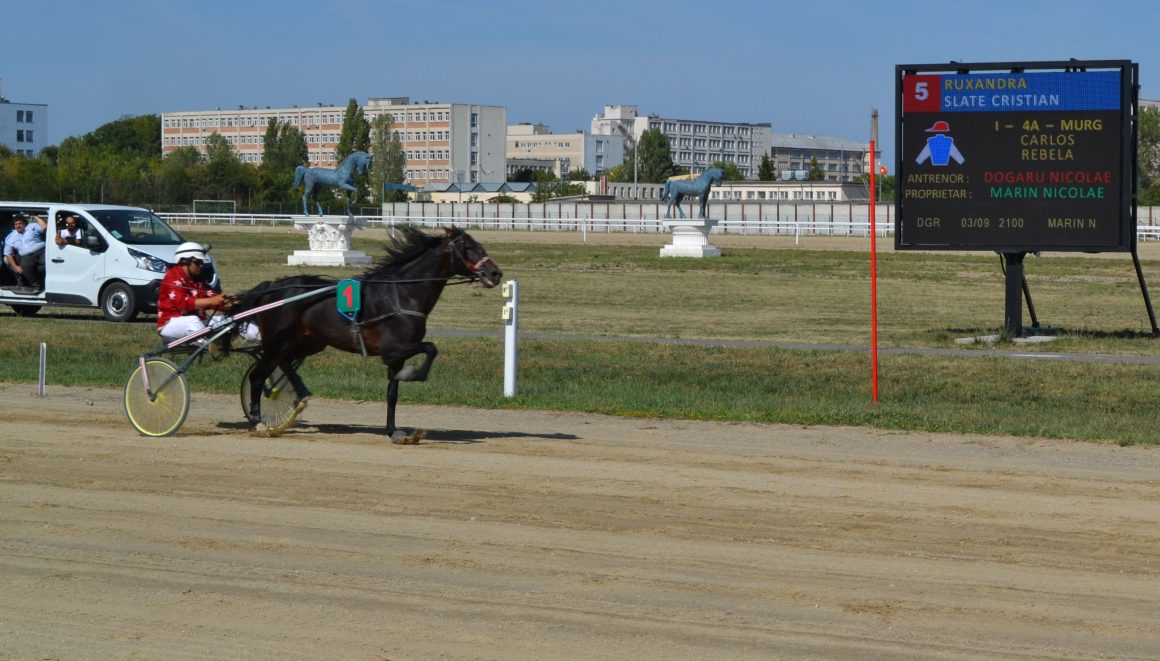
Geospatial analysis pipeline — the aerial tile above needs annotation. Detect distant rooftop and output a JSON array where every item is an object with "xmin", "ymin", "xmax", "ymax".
[{"xmin": 771, "ymin": 133, "xmax": 868, "ymax": 151}]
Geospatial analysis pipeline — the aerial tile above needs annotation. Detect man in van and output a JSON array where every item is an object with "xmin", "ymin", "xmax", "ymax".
[
  {"xmin": 3, "ymin": 214, "xmax": 27, "ymax": 285},
  {"xmin": 18, "ymin": 213, "xmax": 47, "ymax": 292},
  {"xmin": 55, "ymin": 214, "xmax": 85, "ymax": 247}
]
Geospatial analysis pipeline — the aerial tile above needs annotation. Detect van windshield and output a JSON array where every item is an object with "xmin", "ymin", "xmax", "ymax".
[{"xmin": 88, "ymin": 209, "xmax": 183, "ymax": 245}]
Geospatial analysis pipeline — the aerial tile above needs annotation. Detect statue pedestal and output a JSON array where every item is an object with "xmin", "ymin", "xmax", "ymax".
[
  {"xmin": 660, "ymin": 218, "xmax": 721, "ymax": 258},
  {"xmin": 287, "ymin": 216, "xmax": 372, "ymax": 266}
]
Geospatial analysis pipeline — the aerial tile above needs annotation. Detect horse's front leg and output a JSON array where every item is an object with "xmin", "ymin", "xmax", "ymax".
[
  {"xmin": 385, "ymin": 342, "xmax": 438, "ymax": 382},
  {"xmin": 675, "ymin": 194, "xmax": 687, "ymax": 219},
  {"xmin": 301, "ymin": 190, "xmax": 310, "ymax": 216},
  {"xmin": 385, "ymin": 377, "xmax": 400, "ymax": 437}
]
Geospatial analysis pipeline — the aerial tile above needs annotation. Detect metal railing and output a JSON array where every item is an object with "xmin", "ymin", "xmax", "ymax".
[{"xmin": 157, "ymin": 207, "xmax": 1160, "ymax": 242}]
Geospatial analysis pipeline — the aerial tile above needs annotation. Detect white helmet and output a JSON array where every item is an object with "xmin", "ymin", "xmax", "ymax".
[{"xmin": 174, "ymin": 241, "xmax": 208, "ymax": 262}]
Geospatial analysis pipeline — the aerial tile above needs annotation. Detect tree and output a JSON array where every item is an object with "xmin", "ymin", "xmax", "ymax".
[
  {"xmin": 529, "ymin": 171, "xmax": 585, "ymax": 202},
  {"xmin": 204, "ymin": 133, "xmax": 253, "ymax": 202},
  {"xmin": 153, "ymin": 146, "xmax": 205, "ymax": 207},
  {"xmin": 257, "ymin": 120, "xmax": 309, "ymax": 211},
  {"xmin": 1, "ymin": 153, "xmax": 57, "ymax": 200},
  {"xmin": 605, "ymin": 164, "xmax": 627, "ymax": 183},
  {"xmin": 85, "ymin": 115, "xmax": 161, "ymax": 160},
  {"xmin": 710, "ymin": 160, "xmax": 744, "ymax": 181},
  {"xmin": 369, "ymin": 113, "xmax": 407, "ymax": 203},
  {"xmin": 336, "ymin": 98, "xmax": 371, "ymax": 205},
  {"xmin": 336, "ymin": 98, "xmax": 370, "ymax": 161},
  {"xmin": 1138, "ymin": 106, "xmax": 1160, "ymax": 202},
  {"xmin": 757, "ymin": 154, "xmax": 777, "ymax": 181},
  {"xmin": 807, "ymin": 156, "xmax": 826, "ymax": 181},
  {"xmin": 568, "ymin": 168, "xmax": 591, "ymax": 181},
  {"xmin": 634, "ymin": 128, "xmax": 675, "ymax": 183},
  {"xmin": 509, "ymin": 167, "xmax": 538, "ymax": 183},
  {"xmin": 857, "ymin": 173, "xmax": 896, "ymax": 202}
]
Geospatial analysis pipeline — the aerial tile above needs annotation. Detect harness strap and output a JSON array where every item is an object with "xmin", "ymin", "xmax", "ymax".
[{"xmin": 346, "ymin": 281, "xmax": 426, "ymax": 357}]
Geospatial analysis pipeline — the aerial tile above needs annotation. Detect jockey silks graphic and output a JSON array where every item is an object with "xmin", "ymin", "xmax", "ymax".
[{"xmin": 915, "ymin": 120, "xmax": 965, "ymax": 166}]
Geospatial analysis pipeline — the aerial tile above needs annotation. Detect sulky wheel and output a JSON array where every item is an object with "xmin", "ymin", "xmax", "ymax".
[
  {"xmin": 124, "ymin": 358, "xmax": 190, "ymax": 437},
  {"xmin": 240, "ymin": 362, "xmax": 301, "ymax": 431}
]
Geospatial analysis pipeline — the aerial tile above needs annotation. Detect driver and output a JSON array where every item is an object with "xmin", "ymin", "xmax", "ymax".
[{"xmin": 157, "ymin": 242, "xmax": 230, "ymax": 342}]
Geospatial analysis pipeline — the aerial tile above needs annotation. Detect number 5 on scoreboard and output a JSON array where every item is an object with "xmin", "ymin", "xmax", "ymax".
[{"xmin": 903, "ymin": 74, "xmax": 940, "ymax": 112}]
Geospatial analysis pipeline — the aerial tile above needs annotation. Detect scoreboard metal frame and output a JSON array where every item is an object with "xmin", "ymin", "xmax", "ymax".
[{"xmin": 895, "ymin": 60, "xmax": 1138, "ymax": 252}]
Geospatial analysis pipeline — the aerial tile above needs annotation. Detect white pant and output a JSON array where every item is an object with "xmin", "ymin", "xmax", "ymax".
[
  {"xmin": 159, "ymin": 315, "xmax": 206, "ymax": 342},
  {"xmin": 160, "ymin": 315, "xmax": 261, "ymax": 342}
]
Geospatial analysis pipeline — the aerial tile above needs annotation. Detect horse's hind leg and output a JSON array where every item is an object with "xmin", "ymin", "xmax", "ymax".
[
  {"xmin": 280, "ymin": 358, "xmax": 312, "ymax": 403},
  {"xmin": 247, "ymin": 355, "xmax": 278, "ymax": 424}
]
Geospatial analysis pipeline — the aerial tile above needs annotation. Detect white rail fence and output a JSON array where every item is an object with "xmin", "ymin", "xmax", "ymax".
[{"xmin": 158, "ymin": 203, "xmax": 1160, "ymax": 242}]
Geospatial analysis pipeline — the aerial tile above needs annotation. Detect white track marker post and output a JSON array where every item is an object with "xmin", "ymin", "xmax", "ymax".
[
  {"xmin": 502, "ymin": 280, "xmax": 519, "ymax": 397},
  {"xmin": 37, "ymin": 342, "xmax": 46, "ymax": 396}
]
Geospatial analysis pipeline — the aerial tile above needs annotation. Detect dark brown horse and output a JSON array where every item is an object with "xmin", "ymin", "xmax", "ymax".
[{"xmin": 235, "ymin": 226, "xmax": 502, "ymax": 439}]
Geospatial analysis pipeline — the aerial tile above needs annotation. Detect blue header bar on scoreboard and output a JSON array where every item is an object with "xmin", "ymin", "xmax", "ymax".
[{"xmin": 905, "ymin": 70, "xmax": 1121, "ymax": 113}]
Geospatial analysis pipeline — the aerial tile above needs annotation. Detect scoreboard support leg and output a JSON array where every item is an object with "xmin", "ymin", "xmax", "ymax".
[
  {"xmin": 1002, "ymin": 252, "xmax": 1027, "ymax": 338},
  {"xmin": 1131, "ymin": 249, "xmax": 1159, "ymax": 336}
]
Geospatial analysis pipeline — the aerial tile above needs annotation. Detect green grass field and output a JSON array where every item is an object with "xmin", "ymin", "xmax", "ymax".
[{"xmin": 3, "ymin": 228, "xmax": 1160, "ymax": 444}]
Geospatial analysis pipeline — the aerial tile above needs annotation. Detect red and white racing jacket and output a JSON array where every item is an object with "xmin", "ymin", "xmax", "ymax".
[{"xmin": 156, "ymin": 265, "xmax": 220, "ymax": 330}]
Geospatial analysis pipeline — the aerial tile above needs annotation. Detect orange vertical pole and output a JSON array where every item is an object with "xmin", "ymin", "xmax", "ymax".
[{"xmin": 869, "ymin": 140, "xmax": 880, "ymax": 403}]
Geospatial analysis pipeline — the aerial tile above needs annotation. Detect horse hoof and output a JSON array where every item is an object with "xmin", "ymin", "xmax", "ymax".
[{"xmin": 390, "ymin": 429, "xmax": 425, "ymax": 445}]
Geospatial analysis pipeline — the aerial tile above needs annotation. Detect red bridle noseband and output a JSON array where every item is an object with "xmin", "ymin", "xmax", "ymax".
[{"xmin": 464, "ymin": 254, "xmax": 492, "ymax": 272}]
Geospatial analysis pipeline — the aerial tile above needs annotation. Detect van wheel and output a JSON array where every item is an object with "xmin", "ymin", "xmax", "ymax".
[
  {"xmin": 9, "ymin": 304, "xmax": 40, "ymax": 317},
  {"xmin": 101, "ymin": 282, "xmax": 138, "ymax": 322}
]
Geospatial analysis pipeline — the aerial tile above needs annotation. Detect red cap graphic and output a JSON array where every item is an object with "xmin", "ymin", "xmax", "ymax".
[{"xmin": 925, "ymin": 120, "xmax": 950, "ymax": 133}]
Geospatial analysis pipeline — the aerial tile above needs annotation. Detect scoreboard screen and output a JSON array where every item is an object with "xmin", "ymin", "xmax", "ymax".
[{"xmin": 895, "ymin": 61, "xmax": 1136, "ymax": 252}]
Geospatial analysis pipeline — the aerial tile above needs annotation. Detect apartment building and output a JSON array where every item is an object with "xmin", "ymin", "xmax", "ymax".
[
  {"xmin": 590, "ymin": 104, "xmax": 771, "ymax": 179},
  {"xmin": 768, "ymin": 133, "xmax": 878, "ymax": 182},
  {"xmin": 160, "ymin": 97, "xmax": 506, "ymax": 187},
  {"xmin": 505, "ymin": 123, "xmax": 623, "ymax": 179},
  {"xmin": 0, "ymin": 83, "xmax": 47, "ymax": 156}
]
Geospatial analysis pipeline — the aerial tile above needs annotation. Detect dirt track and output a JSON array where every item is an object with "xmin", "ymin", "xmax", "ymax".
[{"xmin": 1, "ymin": 383, "xmax": 1158, "ymax": 660}]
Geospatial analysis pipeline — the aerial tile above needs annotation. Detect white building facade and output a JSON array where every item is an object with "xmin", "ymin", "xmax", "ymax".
[
  {"xmin": 591, "ymin": 105, "xmax": 772, "ymax": 179},
  {"xmin": 505, "ymin": 123, "xmax": 623, "ymax": 179},
  {"xmin": 0, "ymin": 87, "xmax": 47, "ymax": 156},
  {"xmin": 161, "ymin": 97, "xmax": 506, "ymax": 187},
  {"xmin": 768, "ymin": 133, "xmax": 879, "ymax": 183}
]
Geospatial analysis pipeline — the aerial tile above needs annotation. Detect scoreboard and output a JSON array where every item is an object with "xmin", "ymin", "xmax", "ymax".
[{"xmin": 895, "ymin": 61, "xmax": 1137, "ymax": 252}]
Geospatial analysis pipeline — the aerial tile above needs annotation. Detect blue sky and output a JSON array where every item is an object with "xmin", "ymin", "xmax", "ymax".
[{"xmin": 8, "ymin": 0, "xmax": 1160, "ymax": 169}]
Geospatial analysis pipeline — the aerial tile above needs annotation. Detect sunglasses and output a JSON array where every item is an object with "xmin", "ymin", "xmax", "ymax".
[{"xmin": 190, "ymin": 258, "xmax": 204, "ymax": 266}]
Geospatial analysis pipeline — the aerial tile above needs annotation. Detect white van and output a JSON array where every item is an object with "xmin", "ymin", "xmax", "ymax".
[{"xmin": 0, "ymin": 203, "xmax": 219, "ymax": 321}]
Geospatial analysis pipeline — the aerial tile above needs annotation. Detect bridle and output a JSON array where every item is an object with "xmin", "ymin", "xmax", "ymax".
[{"xmin": 446, "ymin": 233, "xmax": 494, "ymax": 279}]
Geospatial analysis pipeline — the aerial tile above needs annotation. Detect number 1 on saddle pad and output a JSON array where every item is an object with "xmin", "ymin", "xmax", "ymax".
[{"xmin": 337, "ymin": 279, "xmax": 361, "ymax": 321}]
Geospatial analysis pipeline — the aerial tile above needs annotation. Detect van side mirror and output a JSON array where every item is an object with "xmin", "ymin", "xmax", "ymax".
[{"xmin": 85, "ymin": 233, "xmax": 106, "ymax": 252}]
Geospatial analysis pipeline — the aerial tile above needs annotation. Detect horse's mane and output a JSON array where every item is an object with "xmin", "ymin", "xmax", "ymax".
[
  {"xmin": 231, "ymin": 226, "xmax": 456, "ymax": 312},
  {"xmin": 362, "ymin": 226, "xmax": 453, "ymax": 277}
]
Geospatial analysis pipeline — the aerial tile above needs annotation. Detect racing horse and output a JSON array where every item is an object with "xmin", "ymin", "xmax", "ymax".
[
  {"xmin": 235, "ymin": 226, "xmax": 503, "ymax": 440},
  {"xmin": 293, "ymin": 150, "xmax": 372, "ymax": 216},
  {"xmin": 661, "ymin": 167, "xmax": 725, "ymax": 219}
]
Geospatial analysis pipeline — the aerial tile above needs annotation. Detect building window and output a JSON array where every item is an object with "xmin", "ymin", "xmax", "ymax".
[{"xmin": 471, "ymin": 113, "xmax": 479, "ymax": 128}]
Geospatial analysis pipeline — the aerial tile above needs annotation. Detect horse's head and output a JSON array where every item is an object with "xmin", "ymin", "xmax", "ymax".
[
  {"xmin": 353, "ymin": 151, "xmax": 372, "ymax": 175},
  {"xmin": 706, "ymin": 167, "xmax": 725, "ymax": 185},
  {"xmin": 444, "ymin": 227, "xmax": 502, "ymax": 288}
]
